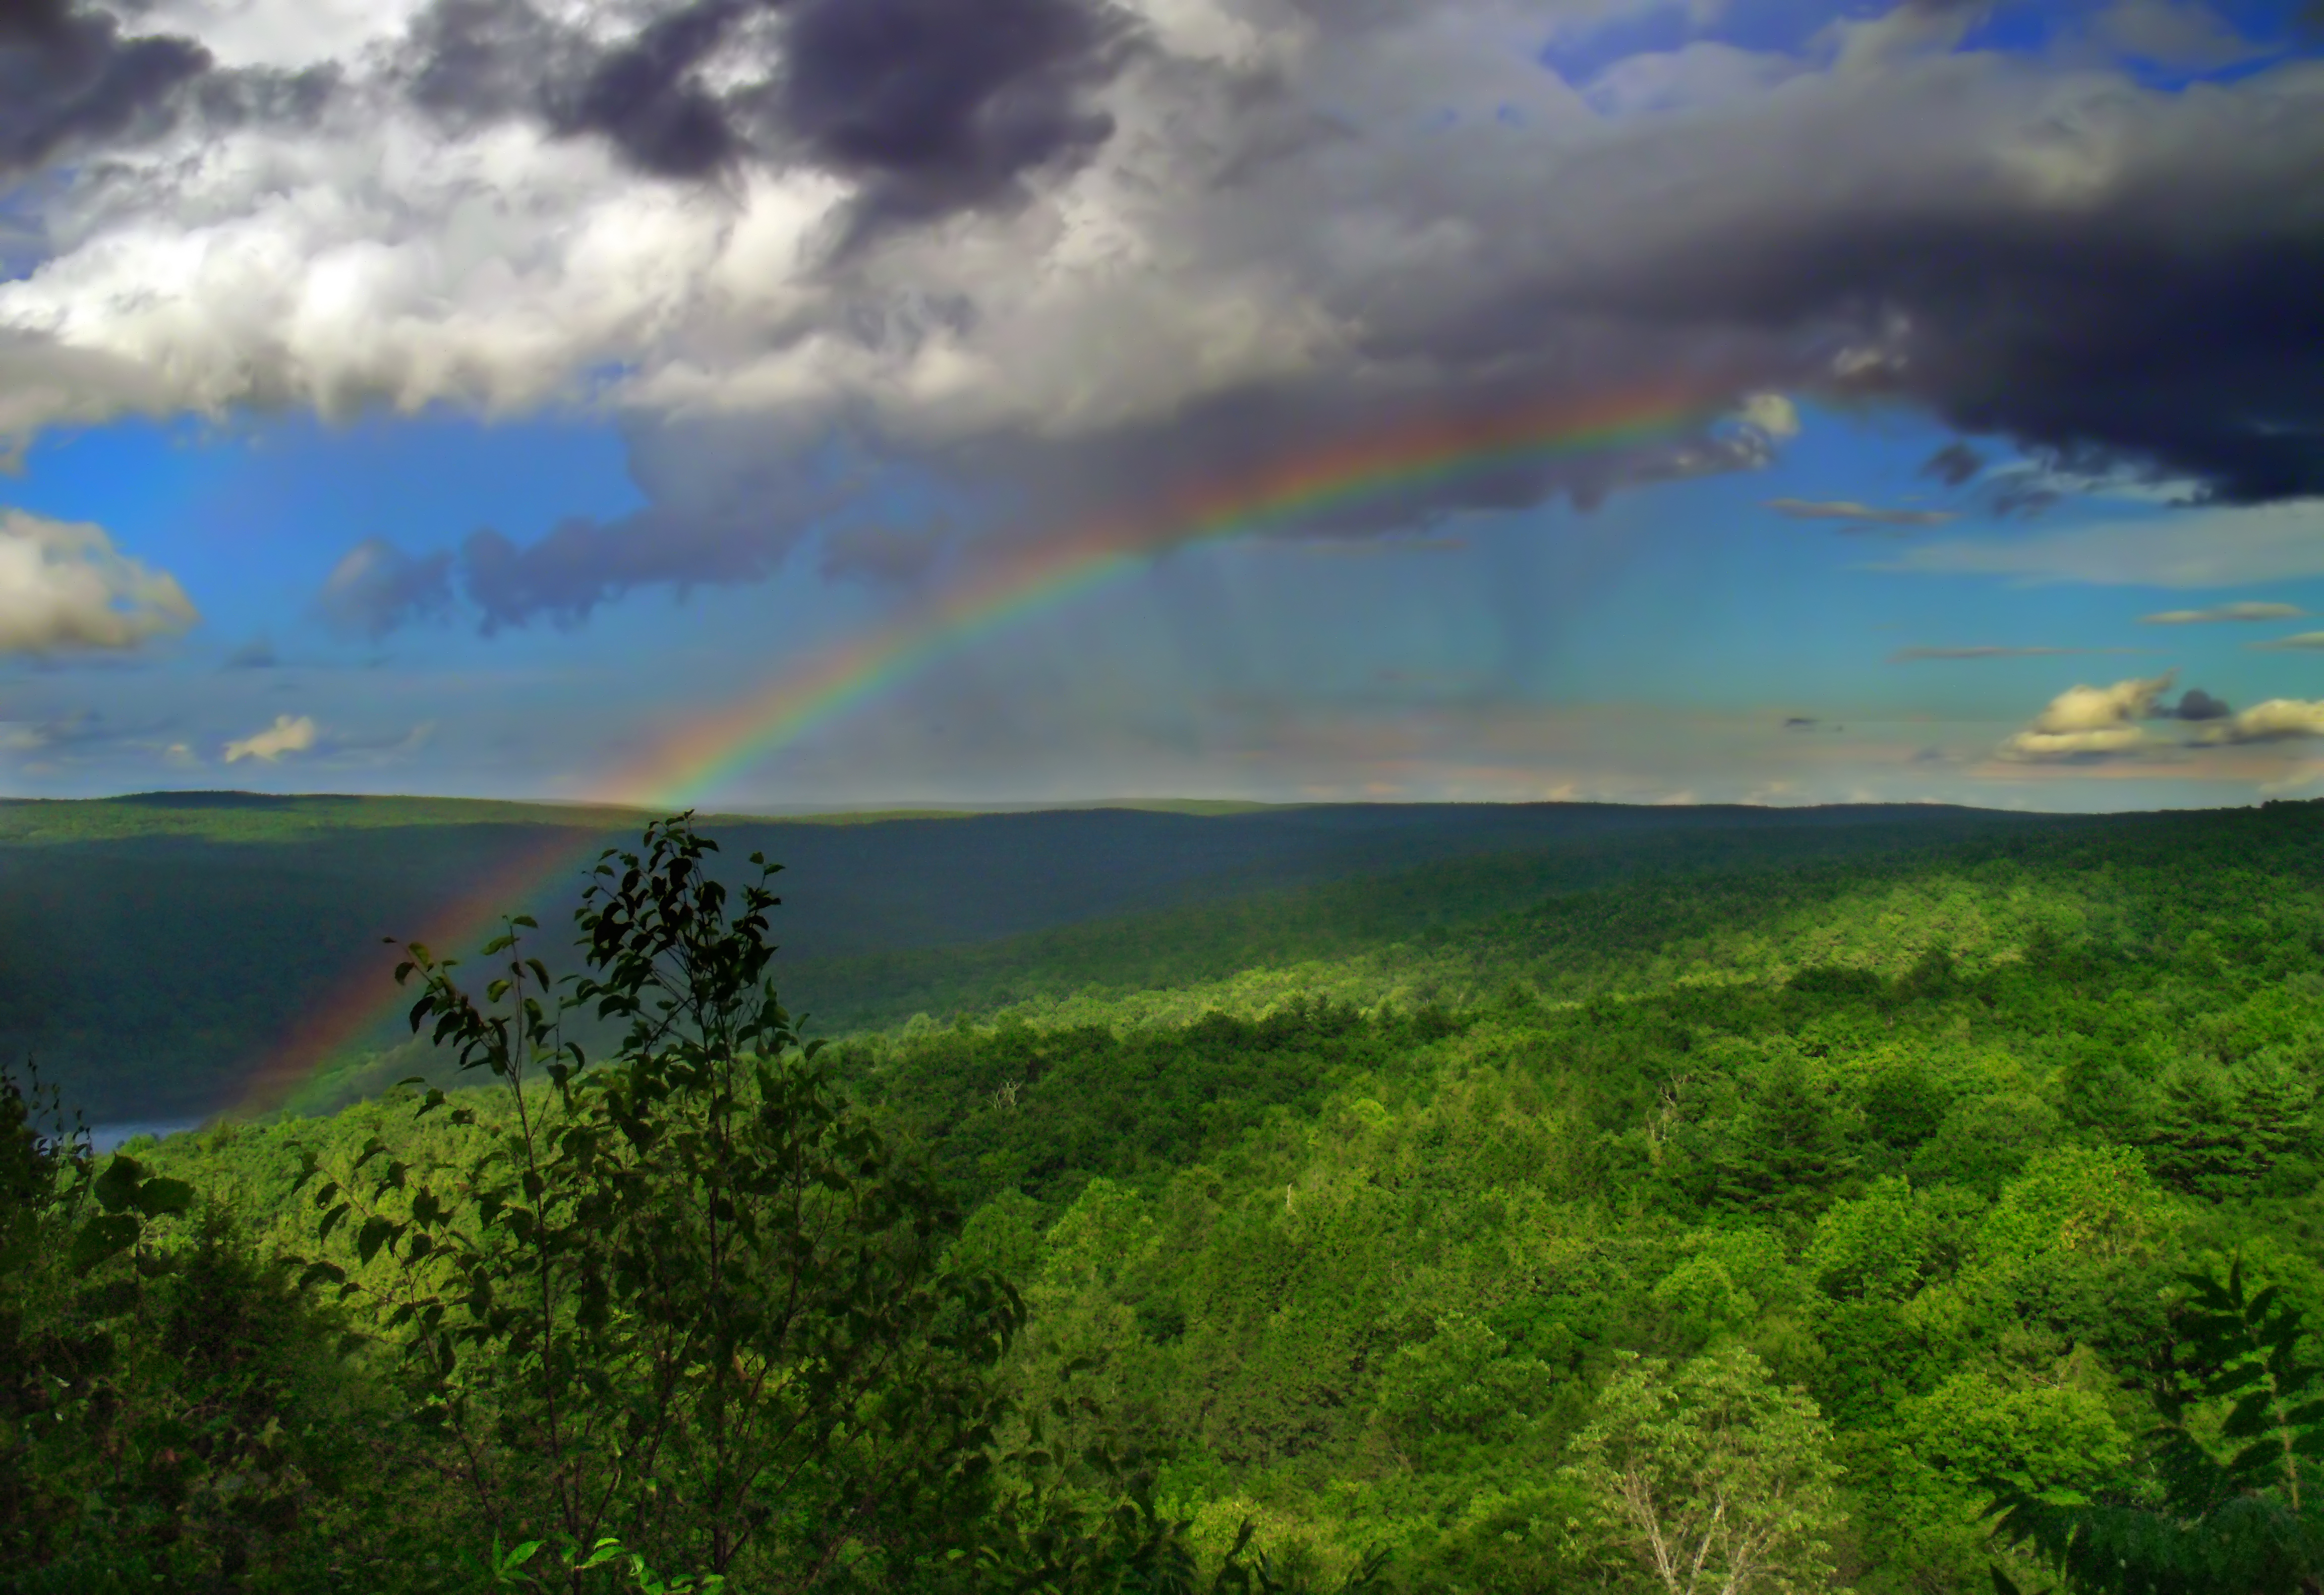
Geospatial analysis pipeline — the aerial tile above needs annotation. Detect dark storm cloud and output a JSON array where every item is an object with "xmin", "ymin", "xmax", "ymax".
[
  {"xmin": 817, "ymin": 520, "xmax": 950, "ymax": 585},
  {"xmin": 1621, "ymin": 156, "xmax": 2324, "ymax": 503},
  {"xmin": 316, "ymin": 539, "xmax": 456, "ymax": 640},
  {"xmin": 396, "ymin": 0, "xmax": 745, "ymax": 166},
  {"xmin": 0, "ymin": 0, "xmax": 211, "ymax": 177},
  {"xmin": 410, "ymin": 365, "xmax": 1793, "ymax": 633},
  {"xmin": 1987, "ymin": 479, "xmax": 2061, "ymax": 519},
  {"xmin": 0, "ymin": 0, "xmax": 69, "ymax": 43},
  {"xmin": 776, "ymin": 0, "xmax": 1131, "ymax": 221},
  {"xmin": 402, "ymin": 0, "xmax": 573, "ymax": 125},
  {"xmin": 191, "ymin": 61, "xmax": 343, "ymax": 132},
  {"xmin": 461, "ymin": 511, "xmax": 766, "ymax": 631},
  {"xmin": 1920, "ymin": 441, "xmax": 1984, "ymax": 487},
  {"xmin": 395, "ymin": 0, "xmax": 1131, "ymax": 206},
  {"xmin": 452, "ymin": 424, "xmax": 870, "ymax": 629},
  {"xmin": 2173, "ymin": 688, "xmax": 2233, "ymax": 722},
  {"xmin": 553, "ymin": 0, "xmax": 753, "ymax": 178},
  {"xmin": 1398, "ymin": 41, "xmax": 2324, "ymax": 508}
]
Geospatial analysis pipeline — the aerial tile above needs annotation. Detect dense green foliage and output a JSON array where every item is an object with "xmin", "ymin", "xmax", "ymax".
[{"xmin": 7, "ymin": 797, "xmax": 2324, "ymax": 1592}]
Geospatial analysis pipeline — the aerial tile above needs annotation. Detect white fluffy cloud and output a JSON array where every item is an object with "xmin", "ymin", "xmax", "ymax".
[
  {"xmin": 0, "ymin": 510, "xmax": 199, "ymax": 654},
  {"xmin": 1996, "ymin": 673, "xmax": 2174, "ymax": 762},
  {"xmin": 222, "ymin": 713, "xmax": 319, "ymax": 763},
  {"xmin": 1994, "ymin": 672, "xmax": 2324, "ymax": 761}
]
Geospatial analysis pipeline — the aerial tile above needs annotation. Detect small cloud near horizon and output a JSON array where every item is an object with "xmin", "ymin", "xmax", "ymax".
[
  {"xmin": 1996, "ymin": 673, "xmax": 2176, "ymax": 762},
  {"xmin": 2252, "ymin": 631, "xmax": 2324, "ymax": 652},
  {"xmin": 1769, "ymin": 498, "xmax": 1956, "ymax": 529},
  {"xmin": 2193, "ymin": 700, "xmax": 2324, "ymax": 745},
  {"xmin": 223, "ymin": 714, "xmax": 319, "ymax": 764},
  {"xmin": 2143, "ymin": 602, "xmax": 2307, "ymax": 624}
]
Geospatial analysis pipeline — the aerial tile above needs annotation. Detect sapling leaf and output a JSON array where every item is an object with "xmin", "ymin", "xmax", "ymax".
[
  {"xmin": 91, "ymin": 1154, "xmax": 144, "ymax": 1213},
  {"xmin": 357, "ymin": 1216, "xmax": 396, "ymax": 1265},
  {"xmin": 133, "ymin": 1176, "xmax": 194, "ymax": 1217}
]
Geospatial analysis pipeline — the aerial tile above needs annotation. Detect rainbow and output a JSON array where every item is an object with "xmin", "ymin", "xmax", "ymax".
[{"xmin": 237, "ymin": 385, "xmax": 1728, "ymax": 1115}]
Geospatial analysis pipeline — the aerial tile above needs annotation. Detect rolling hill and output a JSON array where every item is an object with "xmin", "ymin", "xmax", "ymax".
[{"xmin": 3, "ymin": 791, "xmax": 2073, "ymax": 1121}]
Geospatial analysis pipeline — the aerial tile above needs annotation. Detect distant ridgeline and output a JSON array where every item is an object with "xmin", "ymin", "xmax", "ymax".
[{"xmin": 0, "ymin": 789, "xmax": 2281, "ymax": 1123}]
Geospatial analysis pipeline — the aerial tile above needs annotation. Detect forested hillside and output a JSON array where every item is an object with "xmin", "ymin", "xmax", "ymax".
[
  {"xmin": 0, "ymin": 792, "xmax": 2056, "ymax": 1120},
  {"xmin": 7, "ymin": 798, "xmax": 2322, "ymax": 1592}
]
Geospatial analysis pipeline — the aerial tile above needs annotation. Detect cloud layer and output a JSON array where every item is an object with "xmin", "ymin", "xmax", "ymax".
[
  {"xmin": 2143, "ymin": 601, "xmax": 2307, "ymax": 623},
  {"xmin": 3, "ymin": 1, "xmax": 2322, "ymax": 629},
  {"xmin": 1891, "ymin": 645, "xmax": 2075, "ymax": 661},
  {"xmin": 1891, "ymin": 499, "xmax": 2324, "ymax": 587},
  {"xmin": 1771, "ymin": 497, "xmax": 1955, "ymax": 528}
]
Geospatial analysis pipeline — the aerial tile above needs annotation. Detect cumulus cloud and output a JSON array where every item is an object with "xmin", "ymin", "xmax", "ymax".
[
  {"xmin": 2251, "ymin": 630, "xmax": 2324, "ymax": 652},
  {"xmin": 0, "ymin": 0, "xmax": 211, "ymax": 179},
  {"xmin": 397, "ymin": 0, "xmax": 1132, "ymax": 218},
  {"xmin": 221, "ymin": 712, "xmax": 318, "ymax": 762},
  {"xmin": 1995, "ymin": 672, "xmax": 2175, "ymax": 762},
  {"xmin": 0, "ymin": 509, "xmax": 199, "ymax": 653},
  {"xmin": 2192, "ymin": 698, "xmax": 2324, "ymax": 744},
  {"xmin": 2144, "ymin": 601, "xmax": 2308, "ymax": 623},
  {"xmin": 1735, "ymin": 393, "xmax": 1800, "ymax": 441},
  {"xmin": 1, "ymin": 1, "xmax": 2323, "ymax": 626},
  {"xmin": 316, "ymin": 538, "xmax": 453, "ymax": 638}
]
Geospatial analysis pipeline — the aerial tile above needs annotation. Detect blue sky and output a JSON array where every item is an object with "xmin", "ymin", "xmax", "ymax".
[{"xmin": 1, "ymin": 0, "xmax": 2320, "ymax": 810}]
